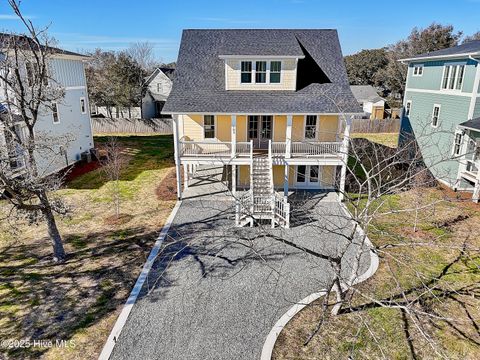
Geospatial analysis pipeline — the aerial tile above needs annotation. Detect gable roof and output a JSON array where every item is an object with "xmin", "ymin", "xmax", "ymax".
[
  {"xmin": 145, "ymin": 67, "xmax": 175, "ymax": 86},
  {"xmin": 163, "ymin": 29, "xmax": 361, "ymax": 114},
  {"xmin": 0, "ymin": 33, "xmax": 87, "ymax": 59},
  {"xmin": 400, "ymin": 40, "xmax": 480, "ymax": 62},
  {"xmin": 350, "ymin": 85, "xmax": 384, "ymax": 104},
  {"xmin": 459, "ymin": 117, "xmax": 480, "ymax": 131}
]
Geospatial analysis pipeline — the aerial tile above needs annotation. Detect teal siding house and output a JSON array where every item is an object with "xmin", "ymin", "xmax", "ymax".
[{"xmin": 400, "ymin": 40, "xmax": 480, "ymax": 201}]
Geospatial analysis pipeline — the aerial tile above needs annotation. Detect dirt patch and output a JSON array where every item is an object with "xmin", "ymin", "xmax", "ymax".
[
  {"xmin": 156, "ymin": 168, "xmax": 180, "ymax": 201},
  {"xmin": 103, "ymin": 213, "xmax": 134, "ymax": 226}
]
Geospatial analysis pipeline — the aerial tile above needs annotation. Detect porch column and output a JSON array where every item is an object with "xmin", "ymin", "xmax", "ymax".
[
  {"xmin": 183, "ymin": 164, "xmax": 189, "ymax": 190},
  {"xmin": 232, "ymin": 165, "xmax": 237, "ymax": 196},
  {"xmin": 231, "ymin": 115, "xmax": 237, "ymax": 158},
  {"xmin": 338, "ymin": 116, "xmax": 352, "ymax": 201},
  {"xmin": 172, "ymin": 115, "xmax": 183, "ymax": 200},
  {"xmin": 284, "ymin": 164, "xmax": 289, "ymax": 197},
  {"xmin": 285, "ymin": 115, "xmax": 292, "ymax": 158}
]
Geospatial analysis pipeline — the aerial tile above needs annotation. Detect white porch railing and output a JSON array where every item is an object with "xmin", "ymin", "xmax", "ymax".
[
  {"xmin": 180, "ymin": 140, "xmax": 232, "ymax": 157},
  {"xmin": 290, "ymin": 141, "xmax": 342, "ymax": 157},
  {"xmin": 273, "ymin": 192, "xmax": 290, "ymax": 228},
  {"xmin": 236, "ymin": 142, "xmax": 252, "ymax": 157},
  {"xmin": 272, "ymin": 142, "xmax": 287, "ymax": 157}
]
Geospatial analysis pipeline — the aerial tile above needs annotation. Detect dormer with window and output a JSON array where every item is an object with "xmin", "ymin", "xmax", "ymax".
[{"xmin": 221, "ymin": 56, "xmax": 303, "ymax": 91}]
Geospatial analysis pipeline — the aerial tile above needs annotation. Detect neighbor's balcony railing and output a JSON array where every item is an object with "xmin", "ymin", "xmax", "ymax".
[{"xmin": 179, "ymin": 139, "xmax": 342, "ymax": 159}]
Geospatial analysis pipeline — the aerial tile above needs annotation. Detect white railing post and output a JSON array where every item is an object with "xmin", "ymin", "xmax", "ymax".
[
  {"xmin": 235, "ymin": 199, "xmax": 240, "ymax": 226},
  {"xmin": 231, "ymin": 115, "xmax": 237, "ymax": 158},
  {"xmin": 286, "ymin": 115, "xmax": 292, "ymax": 158},
  {"xmin": 339, "ymin": 116, "xmax": 352, "ymax": 201},
  {"xmin": 172, "ymin": 115, "xmax": 182, "ymax": 199}
]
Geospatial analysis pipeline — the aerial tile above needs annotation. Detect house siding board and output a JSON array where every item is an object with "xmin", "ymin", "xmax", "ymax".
[
  {"xmin": 33, "ymin": 88, "xmax": 93, "ymax": 175},
  {"xmin": 50, "ymin": 58, "xmax": 86, "ymax": 87},
  {"xmin": 183, "ymin": 114, "xmax": 204, "ymax": 141},
  {"xmin": 403, "ymin": 90, "xmax": 470, "ymax": 184},
  {"xmin": 225, "ymin": 59, "xmax": 296, "ymax": 91},
  {"xmin": 407, "ymin": 59, "xmax": 477, "ymax": 93},
  {"xmin": 236, "ymin": 115, "xmax": 247, "ymax": 141},
  {"xmin": 274, "ymin": 115, "xmax": 287, "ymax": 141},
  {"xmin": 474, "ymin": 98, "xmax": 480, "ymax": 119},
  {"xmin": 319, "ymin": 115, "xmax": 339, "ymax": 141},
  {"xmin": 216, "ymin": 115, "xmax": 231, "ymax": 141}
]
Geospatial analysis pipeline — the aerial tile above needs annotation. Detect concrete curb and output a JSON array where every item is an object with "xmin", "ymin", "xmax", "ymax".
[
  {"xmin": 260, "ymin": 199, "xmax": 380, "ymax": 360},
  {"xmin": 98, "ymin": 200, "xmax": 182, "ymax": 360}
]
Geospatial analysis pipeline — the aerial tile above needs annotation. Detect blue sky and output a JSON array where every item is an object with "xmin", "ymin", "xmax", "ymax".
[{"xmin": 1, "ymin": 0, "xmax": 479, "ymax": 63}]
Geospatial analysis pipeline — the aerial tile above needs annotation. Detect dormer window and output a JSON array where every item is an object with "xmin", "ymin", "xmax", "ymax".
[
  {"xmin": 270, "ymin": 61, "xmax": 281, "ymax": 83},
  {"xmin": 241, "ymin": 61, "xmax": 252, "ymax": 83},
  {"xmin": 255, "ymin": 61, "xmax": 267, "ymax": 83}
]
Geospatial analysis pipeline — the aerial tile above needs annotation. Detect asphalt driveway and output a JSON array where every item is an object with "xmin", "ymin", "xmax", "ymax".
[{"xmin": 110, "ymin": 191, "xmax": 371, "ymax": 360}]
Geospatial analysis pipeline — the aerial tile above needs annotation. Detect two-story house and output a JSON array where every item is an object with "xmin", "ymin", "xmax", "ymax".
[
  {"xmin": 0, "ymin": 33, "xmax": 94, "ymax": 177},
  {"xmin": 163, "ymin": 29, "xmax": 361, "ymax": 227},
  {"xmin": 399, "ymin": 40, "xmax": 480, "ymax": 201},
  {"xmin": 142, "ymin": 67, "xmax": 174, "ymax": 119}
]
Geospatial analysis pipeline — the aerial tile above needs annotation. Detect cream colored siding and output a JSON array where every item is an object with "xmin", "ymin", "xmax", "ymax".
[
  {"xmin": 236, "ymin": 115, "xmax": 247, "ymax": 141},
  {"xmin": 239, "ymin": 165, "xmax": 250, "ymax": 186},
  {"xmin": 182, "ymin": 114, "xmax": 204, "ymax": 141},
  {"xmin": 273, "ymin": 115, "xmax": 287, "ymax": 141},
  {"xmin": 321, "ymin": 166, "xmax": 335, "ymax": 186},
  {"xmin": 216, "ymin": 115, "xmax": 231, "ymax": 141},
  {"xmin": 318, "ymin": 115, "xmax": 339, "ymax": 141},
  {"xmin": 225, "ymin": 59, "xmax": 297, "ymax": 91},
  {"xmin": 291, "ymin": 115, "xmax": 304, "ymax": 141}
]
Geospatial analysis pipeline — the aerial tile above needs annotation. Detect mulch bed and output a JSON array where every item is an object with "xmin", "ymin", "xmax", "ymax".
[
  {"xmin": 156, "ymin": 168, "xmax": 179, "ymax": 201},
  {"xmin": 63, "ymin": 160, "xmax": 102, "ymax": 182}
]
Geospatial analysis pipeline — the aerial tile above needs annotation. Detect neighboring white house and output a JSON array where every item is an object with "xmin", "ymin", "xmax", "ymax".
[
  {"xmin": 91, "ymin": 67, "xmax": 174, "ymax": 120},
  {"xmin": 0, "ymin": 33, "xmax": 94, "ymax": 177},
  {"xmin": 142, "ymin": 67, "xmax": 174, "ymax": 119},
  {"xmin": 350, "ymin": 85, "xmax": 386, "ymax": 119}
]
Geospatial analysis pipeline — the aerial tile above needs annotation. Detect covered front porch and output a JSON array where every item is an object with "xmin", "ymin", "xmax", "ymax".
[{"xmin": 457, "ymin": 117, "xmax": 480, "ymax": 201}]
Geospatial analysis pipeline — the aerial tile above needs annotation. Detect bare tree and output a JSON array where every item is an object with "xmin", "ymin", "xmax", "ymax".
[
  {"xmin": 100, "ymin": 136, "xmax": 126, "ymax": 219},
  {"xmin": 0, "ymin": 0, "xmax": 72, "ymax": 262}
]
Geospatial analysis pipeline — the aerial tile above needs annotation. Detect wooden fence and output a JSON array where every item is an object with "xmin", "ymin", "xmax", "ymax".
[
  {"xmin": 341, "ymin": 118, "xmax": 401, "ymax": 134},
  {"xmin": 91, "ymin": 117, "xmax": 172, "ymax": 135}
]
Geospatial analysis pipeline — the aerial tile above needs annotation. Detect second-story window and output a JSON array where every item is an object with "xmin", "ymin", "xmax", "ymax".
[
  {"xmin": 80, "ymin": 97, "xmax": 86, "ymax": 114},
  {"xmin": 305, "ymin": 115, "xmax": 317, "ymax": 139},
  {"xmin": 52, "ymin": 103, "xmax": 60, "ymax": 123},
  {"xmin": 442, "ymin": 64, "xmax": 465, "ymax": 90},
  {"xmin": 270, "ymin": 61, "xmax": 281, "ymax": 83},
  {"xmin": 204, "ymin": 115, "xmax": 215, "ymax": 139},
  {"xmin": 413, "ymin": 64, "xmax": 423, "ymax": 76},
  {"xmin": 431, "ymin": 104, "xmax": 441, "ymax": 128},
  {"xmin": 255, "ymin": 61, "xmax": 267, "ymax": 83},
  {"xmin": 241, "ymin": 61, "xmax": 252, "ymax": 83},
  {"xmin": 405, "ymin": 101, "xmax": 412, "ymax": 116}
]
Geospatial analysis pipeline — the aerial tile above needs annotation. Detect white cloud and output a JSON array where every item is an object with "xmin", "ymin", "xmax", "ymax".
[{"xmin": 0, "ymin": 14, "xmax": 36, "ymax": 20}]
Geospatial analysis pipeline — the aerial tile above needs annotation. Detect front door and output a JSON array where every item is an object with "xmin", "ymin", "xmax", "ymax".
[
  {"xmin": 248, "ymin": 115, "xmax": 272, "ymax": 149},
  {"xmin": 295, "ymin": 165, "xmax": 321, "ymax": 188}
]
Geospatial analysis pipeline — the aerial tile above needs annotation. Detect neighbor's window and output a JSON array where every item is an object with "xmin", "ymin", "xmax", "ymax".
[
  {"xmin": 255, "ymin": 61, "xmax": 267, "ymax": 83},
  {"xmin": 52, "ymin": 103, "xmax": 60, "ymax": 123},
  {"xmin": 241, "ymin": 61, "xmax": 252, "ymax": 83},
  {"xmin": 80, "ymin": 97, "xmax": 86, "ymax": 114},
  {"xmin": 405, "ymin": 101, "xmax": 412, "ymax": 116},
  {"xmin": 270, "ymin": 61, "xmax": 281, "ymax": 83},
  {"xmin": 453, "ymin": 131, "xmax": 463, "ymax": 156},
  {"xmin": 431, "ymin": 104, "xmax": 441, "ymax": 127},
  {"xmin": 305, "ymin": 115, "xmax": 317, "ymax": 139},
  {"xmin": 204, "ymin": 115, "xmax": 215, "ymax": 139},
  {"xmin": 442, "ymin": 64, "xmax": 465, "ymax": 90},
  {"xmin": 413, "ymin": 64, "xmax": 424, "ymax": 76}
]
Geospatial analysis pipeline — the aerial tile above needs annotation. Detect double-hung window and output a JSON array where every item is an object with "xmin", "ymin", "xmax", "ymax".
[
  {"xmin": 204, "ymin": 115, "xmax": 215, "ymax": 139},
  {"xmin": 52, "ymin": 103, "xmax": 60, "ymax": 124},
  {"xmin": 413, "ymin": 64, "xmax": 423, "ymax": 76},
  {"xmin": 452, "ymin": 131, "xmax": 463, "ymax": 157},
  {"xmin": 241, "ymin": 61, "xmax": 252, "ymax": 83},
  {"xmin": 431, "ymin": 104, "xmax": 441, "ymax": 128},
  {"xmin": 442, "ymin": 64, "xmax": 465, "ymax": 90},
  {"xmin": 270, "ymin": 61, "xmax": 281, "ymax": 83},
  {"xmin": 405, "ymin": 101, "xmax": 412, "ymax": 116},
  {"xmin": 255, "ymin": 61, "xmax": 267, "ymax": 83},
  {"xmin": 305, "ymin": 115, "xmax": 317, "ymax": 139},
  {"xmin": 80, "ymin": 97, "xmax": 87, "ymax": 114}
]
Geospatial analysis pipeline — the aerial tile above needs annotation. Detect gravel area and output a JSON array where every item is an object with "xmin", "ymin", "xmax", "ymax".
[{"xmin": 110, "ymin": 192, "xmax": 371, "ymax": 360}]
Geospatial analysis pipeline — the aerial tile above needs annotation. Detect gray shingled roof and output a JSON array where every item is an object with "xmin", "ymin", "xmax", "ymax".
[
  {"xmin": 350, "ymin": 85, "xmax": 384, "ymax": 104},
  {"xmin": 163, "ymin": 29, "xmax": 361, "ymax": 114},
  {"xmin": 459, "ymin": 117, "xmax": 480, "ymax": 131},
  {"xmin": 404, "ymin": 40, "xmax": 480, "ymax": 61}
]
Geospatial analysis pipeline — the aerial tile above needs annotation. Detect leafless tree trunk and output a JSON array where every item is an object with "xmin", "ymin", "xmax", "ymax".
[{"xmin": 101, "ymin": 136, "xmax": 125, "ymax": 219}]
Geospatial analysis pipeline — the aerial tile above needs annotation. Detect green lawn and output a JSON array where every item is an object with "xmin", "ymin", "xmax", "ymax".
[
  {"xmin": 351, "ymin": 132, "xmax": 399, "ymax": 148},
  {"xmin": 274, "ymin": 187, "xmax": 480, "ymax": 359},
  {"xmin": 0, "ymin": 135, "xmax": 175, "ymax": 360}
]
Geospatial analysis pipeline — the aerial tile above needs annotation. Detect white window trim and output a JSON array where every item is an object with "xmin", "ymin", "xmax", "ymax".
[
  {"xmin": 52, "ymin": 103, "xmax": 60, "ymax": 124},
  {"xmin": 452, "ymin": 129, "xmax": 464, "ymax": 157},
  {"xmin": 239, "ymin": 60, "xmax": 283, "ymax": 85},
  {"xmin": 203, "ymin": 114, "xmax": 217, "ymax": 140},
  {"xmin": 441, "ymin": 62, "xmax": 466, "ymax": 92},
  {"xmin": 412, "ymin": 64, "xmax": 424, "ymax": 77},
  {"xmin": 303, "ymin": 114, "xmax": 319, "ymax": 141},
  {"xmin": 431, "ymin": 104, "xmax": 441, "ymax": 128},
  {"xmin": 80, "ymin": 97, "xmax": 87, "ymax": 114},
  {"xmin": 405, "ymin": 100, "xmax": 412, "ymax": 117}
]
